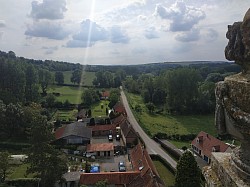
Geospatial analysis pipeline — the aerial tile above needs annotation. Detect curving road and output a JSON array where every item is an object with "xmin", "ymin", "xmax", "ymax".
[{"xmin": 120, "ymin": 88, "xmax": 177, "ymax": 169}]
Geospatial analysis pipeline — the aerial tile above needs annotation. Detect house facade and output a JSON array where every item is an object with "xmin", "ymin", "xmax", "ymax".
[
  {"xmin": 86, "ymin": 143, "xmax": 114, "ymax": 157},
  {"xmin": 191, "ymin": 131, "xmax": 232, "ymax": 163}
]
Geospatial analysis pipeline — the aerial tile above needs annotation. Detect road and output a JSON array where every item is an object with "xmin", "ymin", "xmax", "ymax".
[{"xmin": 120, "ymin": 88, "xmax": 177, "ymax": 169}]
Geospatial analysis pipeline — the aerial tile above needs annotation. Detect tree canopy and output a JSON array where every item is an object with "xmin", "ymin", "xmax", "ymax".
[{"xmin": 175, "ymin": 151, "xmax": 201, "ymax": 187}]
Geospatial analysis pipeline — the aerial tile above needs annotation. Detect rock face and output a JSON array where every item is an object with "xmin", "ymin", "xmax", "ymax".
[
  {"xmin": 225, "ymin": 8, "xmax": 250, "ymax": 73},
  {"xmin": 205, "ymin": 8, "xmax": 250, "ymax": 186}
]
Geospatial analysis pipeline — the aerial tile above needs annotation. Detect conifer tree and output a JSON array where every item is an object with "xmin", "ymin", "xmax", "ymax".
[{"xmin": 175, "ymin": 151, "xmax": 201, "ymax": 187}]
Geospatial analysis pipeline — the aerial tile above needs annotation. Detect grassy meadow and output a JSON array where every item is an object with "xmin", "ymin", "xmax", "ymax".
[
  {"xmin": 48, "ymin": 85, "xmax": 84, "ymax": 104},
  {"xmin": 126, "ymin": 92, "xmax": 216, "ymax": 147},
  {"xmin": 60, "ymin": 71, "xmax": 95, "ymax": 86}
]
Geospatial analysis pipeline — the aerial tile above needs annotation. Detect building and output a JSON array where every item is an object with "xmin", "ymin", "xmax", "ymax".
[
  {"xmin": 86, "ymin": 143, "xmax": 114, "ymax": 157},
  {"xmin": 120, "ymin": 120, "xmax": 138, "ymax": 148},
  {"xmin": 54, "ymin": 122, "xmax": 92, "ymax": 145},
  {"xmin": 79, "ymin": 143, "xmax": 164, "ymax": 187},
  {"xmin": 191, "ymin": 131, "xmax": 232, "ymax": 163},
  {"xmin": 113, "ymin": 102, "xmax": 127, "ymax": 116},
  {"xmin": 100, "ymin": 90, "xmax": 110, "ymax": 100},
  {"xmin": 88, "ymin": 124, "xmax": 117, "ymax": 136}
]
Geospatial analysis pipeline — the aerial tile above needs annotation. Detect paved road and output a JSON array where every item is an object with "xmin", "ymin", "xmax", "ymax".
[{"xmin": 120, "ymin": 88, "xmax": 177, "ymax": 169}]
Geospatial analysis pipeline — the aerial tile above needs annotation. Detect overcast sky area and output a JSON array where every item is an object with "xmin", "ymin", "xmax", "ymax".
[{"xmin": 0, "ymin": 0, "xmax": 249, "ymax": 65}]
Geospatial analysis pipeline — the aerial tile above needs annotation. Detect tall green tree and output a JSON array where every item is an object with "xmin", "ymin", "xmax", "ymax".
[
  {"xmin": 27, "ymin": 115, "xmax": 67, "ymax": 187},
  {"xmin": 175, "ymin": 151, "xmax": 201, "ymax": 187},
  {"xmin": 71, "ymin": 69, "xmax": 82, "ymax": 84},
  {"xmin": 0, "ymin": 151, "xmax": 10, "ymax": 182},
  {"xmin": 55, "ymin": 71, "xmax": 64, "ymax": 85},
  {"xmin": 165, "ymin": 68, "xmax": 202, "ymax": 114},
  {"xmin": 81, "ymin": 89, "xmax": 99, "ymax": 107},
  {"xmin": 39, "ymin": 69, "xmax": 52, "ymax": 95},
  {"xmin": 25, "ymin": 64, "xmax": 40, "ymax": 102}
]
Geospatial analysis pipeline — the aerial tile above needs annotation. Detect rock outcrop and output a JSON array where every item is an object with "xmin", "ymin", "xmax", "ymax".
[{"xmin": 204, "ymin": 8, "xmax": 250, "ymax": 187}]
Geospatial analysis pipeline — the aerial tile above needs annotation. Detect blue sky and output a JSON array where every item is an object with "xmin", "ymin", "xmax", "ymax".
[{"xmin": 0, "ymin": 0, "xmax": 249, "ymax": 65}]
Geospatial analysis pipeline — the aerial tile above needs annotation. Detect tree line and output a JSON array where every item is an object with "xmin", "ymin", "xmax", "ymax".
[{"xmin": 124, "ymin": 65, "xmax": 240, "ymax": 115}]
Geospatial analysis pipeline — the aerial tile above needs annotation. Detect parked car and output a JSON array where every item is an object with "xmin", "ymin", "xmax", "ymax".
[
  {"xmin": 85, "ymin": 152, "xmax": 97, "ymax": 158},
  {"xmin": 116, "ymin": 134, "xmax": 120, "ymax": 140},
  {"xmin": 118, "ymin": 161, "xmax": 126, "ymax": 172},
  {"xmin": 108, "ymin": 134, "xmax": 113, "ymax": 141}
]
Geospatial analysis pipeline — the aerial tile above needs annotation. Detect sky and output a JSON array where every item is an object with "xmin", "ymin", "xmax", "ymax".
[{"xmin": 0, "ymin": 0, "xmax": 249, "ymax": 65}]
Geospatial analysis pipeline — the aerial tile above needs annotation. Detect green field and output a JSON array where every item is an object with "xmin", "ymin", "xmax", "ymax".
[
  {"xmin": 57, "ymin": 71, "xmax": 95, "ymax": 86},
  {"xmin": 8, "ymin": 164, "xmax": 34, "ymax": 179},
  {"xmin": 126, "ymin": 92, "xmax": 216, "ymax": 137},
  {"xmin": 48, "ymin": 85, "xmax": 85, "ymax": 104},
  {"xmin": 153, "ymin": 160, "xmax": 175, "ymax": 187}
]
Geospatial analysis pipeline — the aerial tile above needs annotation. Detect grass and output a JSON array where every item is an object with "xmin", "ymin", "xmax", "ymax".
[
  {"xmin": 169, "ymin": 140, "xmax": 191, "ymax": 149},
  {"xmin": 8, "ymin": 164, "xmax": 34, "ymax": 179},
  {"xmin": 60, "ymin": 71, "xmax": 95, "ymax": 86},
  {"xmin": 126, "ymin": 92, "xmax": 216, "ymax": 137},
  {"xmin": 54, "ymin": 109, "xmax": 78, "ymax": 121},
  {"xmin": 91, "ymin": 100, "xmax": 110, "ymax": 118},
  {"xmin": 47, "ymin": 85, "xmax": 85, "ymax": 104},
  {"xmin": 153, "ymin": 160, "xmax": 175, "ymax": 187}
]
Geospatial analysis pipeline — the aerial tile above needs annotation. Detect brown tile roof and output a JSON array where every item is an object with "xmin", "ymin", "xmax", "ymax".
[
  {"xmin": 101, "ymin": 91, "xmax": 110, "ymax": 98},
  {"xmin": 79, "ymin": 171, "xmax": 140, "ymax": 185},
  {"xmin": 191, "ymin": 131, "xmax": 230, "ymax": 157},
  {"xmin": 111, "ymin": 114, "xmax": 126, "ymax": 125},
  {"xmin": 129, "ymin": 143, "xmax": 164, "ymax": 187},
  {"xmin": 113, "ymin": 102, "xmax": 126, "ymax": 114},
  {"xmin": 120, "ymin": 120, "xmax": 138, "ymax": 138},
  {"xmin": 87, "ymin": 143, "xmax": 114, "ymax": 152},
  {"xmin": 88, "ymin": 124, "xmax": 117, "ymax": 132}
]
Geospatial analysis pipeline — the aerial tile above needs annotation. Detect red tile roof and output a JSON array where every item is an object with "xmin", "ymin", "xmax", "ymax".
[
  {"xmin": 111, "ymin": 114, "xmax": 126, "ymax": 125},
  {"xmin": 101, "ymin": 91, "xmax": 110, "ymax": 98},
  {"xmin": 129, "ymin": 143, "xmax": 164, "ymax": 187},
  {"xmin": 79, "ymin": 171, "xmax": 140, "ymax": 185},
  {"xmin": 87, "ymin": 143, "xmax": 114, "ymax": 152},
  {"xmin": 88, "ymin": 124, "xmax": 117, "ymax": 132},
  {"xmin": 191, "ymin": 131, "xmax": 230, "ymax": 157},
  {"xmin": 113, "ymin": 102, "xmax": 126, "ymax": 114}
]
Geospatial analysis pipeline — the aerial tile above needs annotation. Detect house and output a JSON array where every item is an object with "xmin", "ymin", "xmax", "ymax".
[
  {"xmin": 86, "ymin": 143, "xmax": 114, "ymax": 157},
  {"xmin": 113, "ymin": 102, "xmax": 127, "ymax": 116},
  {"xmin": 120, "ymin": 120, "xmax": 138, "ymax": 147},
  {"xmin": 191, "ymin": 131, "xmax": 232, "ymax": 163},
  {"xmin": 79, "ymin": 143, "xmax": 164, "ymax": 187},
  {"xmin": 54, "ymin": 122, "xmax": 92, "ymax": 145},
  {"xmin": 88, "ymin": 124, "xmax": 117, "ymax": 136},
  {"xmin": 111, "ymin": 114, "xmax": 126, "ymax": 125},
  {"xmin": 55, "ymin": 172, "xmax": 81, "ymax": 187},
  {"xmin": 129, "ymin": 143, "xmax": 165, "ymax": 187},
  {"xmin": 100, "ymin": 90, "xmax": 110, "ymax": 100},
  {"xmin": 76, "ymin": 109, "xmax": 87, "ymax": 120},
  {"xmin": 79, "ymin": 172, "xmax": 141, "ymax": 186}
]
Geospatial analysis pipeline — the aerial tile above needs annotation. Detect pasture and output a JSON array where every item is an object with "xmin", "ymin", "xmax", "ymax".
[{"xmin": 126, "ymin": 92, "xmax": 216, "ymax": 138}]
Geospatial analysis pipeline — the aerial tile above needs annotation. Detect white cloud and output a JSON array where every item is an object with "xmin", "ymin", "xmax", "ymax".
[
  {"xmin": 25, "ymin": 21, "xmax": 70, "ymax": 40},
  {"xmin": 30, "ymin": 0, "xmax": 67, "ymax": 20},
  {"xmin": 110, "ymin": 26, "xmax": 130, "ymax": 44},
  {"xmin": 42, "ymin": 46, "xmax": 58, "ymax": 54},
  {"xmin": 144, "ymin": 26, "xmax": 159, "ymax": 39},
  {"xmin": 155, "ymin": 2, "xmax": 205, "ymax": 32},
  {"xmin": 175, "ymin": 28, "xmax": 200, "ymax": 42},
  {"xmin": 204, "ymin": 28, "xmax": 219, "ymax": 42},
  {"xmin": 66, "ymin": 19, "xmax": 108, "ymax": 48},
  {"xmin": 0, "ymin": 20, "xmax": 6, "ymax": 27}
]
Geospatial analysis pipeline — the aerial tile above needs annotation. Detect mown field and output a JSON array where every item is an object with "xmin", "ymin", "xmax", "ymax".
[
  {"xmin": 59, "ymin": 71, "xmax": 95, "ymax": 86},
  {"xmin": 47, "ymin": 85, "xmax": 85, "ymax": 104},
  {"xmin": 126, "ymin": 92, "xmax": 216, "ymax": 148}
]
